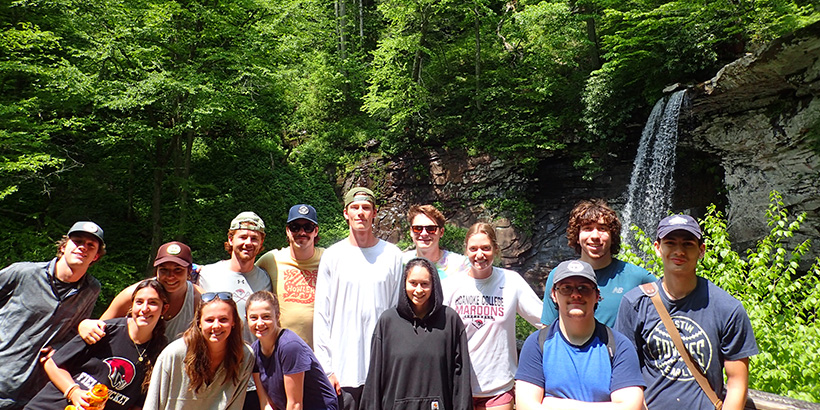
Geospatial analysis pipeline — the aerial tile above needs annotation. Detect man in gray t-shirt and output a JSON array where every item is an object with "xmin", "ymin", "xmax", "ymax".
[{"xmin": 197, "ymin": 211, "xmax": 272, "ymax": 343}]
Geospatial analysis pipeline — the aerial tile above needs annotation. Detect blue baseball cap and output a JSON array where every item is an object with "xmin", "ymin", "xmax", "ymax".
[
  {"xmin": 287, "ymin": 204, "xmax": 318, "ymax": 225},
  {"xmin": 657, "ymin": 214, "xmax": 702, "ymax": 240}
]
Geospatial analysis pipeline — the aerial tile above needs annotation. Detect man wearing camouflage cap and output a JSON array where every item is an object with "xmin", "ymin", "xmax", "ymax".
[
  {"xmin": 0, "ymin": 221, "xmax": 105, "ymax": 409},
  {"xmin": 197, "ymin": 211, "xmax": 272, "ymax": 342},
  {"xmin": 314, "ymin": 187, "xmax": 403, "ymax": 410}
]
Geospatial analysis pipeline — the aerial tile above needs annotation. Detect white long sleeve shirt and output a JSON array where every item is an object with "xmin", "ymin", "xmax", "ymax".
[{"xmin": 312, "ymin": 238, "xmax": 403, "ymax": 388}]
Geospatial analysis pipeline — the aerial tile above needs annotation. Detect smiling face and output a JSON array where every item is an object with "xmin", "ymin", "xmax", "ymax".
[
  {"xmin": 228, "ymin": 229, "xmax": 264, "ymax": 263},
  {"xmin": 654, "ymin": 231, "xmax": 705, "ymax": 277},
  {"xmin": 156, "ymin": 262, "xmax": 189, "ymax": 294},
  {"xmin": 246, "ymin": 300, "xmax": 278, "ymax": 341},
  {"xmin": 465, "ymin": 233, "xmax": 495, "ymax": 275},
  {"xmin": 577, "ymin": 219, "xmax": 612, "ymax": 262},
  {"xmin": 410, "ymin": 213, "xmax": 442, "ymax": 252},
  {"xmin": 344, "ymin": 201, "xmax": 376, "ymax": 233},
  {"xmin": 200, "ymin": 301, "xmax": 235, "ymax": 346},
  {"xmin": 61, "ymin": 233, "xmax": 101, "ymax": 270},
  {"xmin": 286, "ymin": 219, "xmax": 318, "ymax": 250},
  {"xmin": 551, "ymin": 277, "xmax": 599, "ymax": 320},
  {"xmin": 405, "ymin": 265, "xmax": 433, "ymax": 317},
  {"xmin": 131, "ymin": 286, "xmax": 167, "ymax": 329}
]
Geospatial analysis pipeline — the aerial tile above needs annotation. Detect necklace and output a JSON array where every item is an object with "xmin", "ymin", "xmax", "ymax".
[{"xmin": 132, "ymin": 338, "xmax": 147, "ymax": 363}]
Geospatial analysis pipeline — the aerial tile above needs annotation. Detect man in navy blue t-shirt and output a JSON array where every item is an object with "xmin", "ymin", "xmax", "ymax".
[
  {"xmin": 517, "ymin": 260, "xmax": 645, "ymax": 409},
  {"xmin": 615, "ymin": 215, "xmax": 758, "ymax": 410}
]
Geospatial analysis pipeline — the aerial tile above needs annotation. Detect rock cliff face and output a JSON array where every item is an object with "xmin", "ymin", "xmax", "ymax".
[
  {"xmin": 682, "ymin": 21, "xmax": 820, "ymax": 253},
  {"xmin": 343, "ymin": 21, "xmax": 820, "ymax": 292}
]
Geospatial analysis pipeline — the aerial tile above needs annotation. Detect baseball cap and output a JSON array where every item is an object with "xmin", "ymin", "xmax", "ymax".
[
  {"xmin": 230, "ymin": 211, "xmax": 266, "ymax": 233},
  {"xmin": 154, "ymin": 241, "xmax": 193, "ymax": 267},
  {"xmin": 343, "ymin": 187, "xmax": 376, "ymax": 208},
  {"xmin": 657, "ymin": 214, "xmax": 702, "ymax": 240},
  {"xmin": 552, "ymin": 260, "xmax": 597, "ymax": 286},
  {"xmin": 287, "ymin": 204, "xmax": 318, "ymax": 224},
  {"xmin": 67, "ymin": 221, "xmax": 105, "ymax": 247}
]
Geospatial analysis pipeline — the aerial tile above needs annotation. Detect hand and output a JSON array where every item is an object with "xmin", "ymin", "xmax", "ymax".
[
  {"xmin": 78, "ymin": 319, "xmax": 107, "ymax": 344},
  {"xmin": 66, "ymin": 387, "xmax": 91, "ymax": 409},
  {"xmin": 38, "ymin": 346, "xmax": 54, "ymax": 363},
  {"xmin": 327, "ymin": 373, "xmax": 341, "ymax": 395}
]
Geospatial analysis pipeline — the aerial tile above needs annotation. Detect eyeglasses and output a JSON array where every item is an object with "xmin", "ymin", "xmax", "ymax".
[
  {"xmin": 411, "ymin": 225, "xmax": 440, "ymax": 235},
  {"xmin": 287, "ymin": 222, "xmax": 316, "ymax": 233},
  {"xmin": 202, "ymin": 292, "xmax": 233, "ymax": 302},
  {"xmin": 554, "ymin": 284, "xmax": 596, "ymax": 297}
]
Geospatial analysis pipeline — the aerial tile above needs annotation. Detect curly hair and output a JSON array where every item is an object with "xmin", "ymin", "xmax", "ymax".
[
  {"xmin": 130, "ymin": 279, "xmax": 170, "ymax": 393},
  {"xmin": 182, "ymin": 297, "xmax": 245, "ymax": 393},
  {"xmin": 407, "ymin": 204, "xmax": 446, "ymax": 227},
  {"xmin": 246, "ymin": 290, "xmax": 282, "ymax": 329},
  {"xmin": 566, "ymin": 199, "xmax": 622, "ymax": 255}
]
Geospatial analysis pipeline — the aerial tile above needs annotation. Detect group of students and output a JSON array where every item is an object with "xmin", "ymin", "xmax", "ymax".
[{"xmin": 0, "ymin": 190, "xmax": 757, "ymax": 410}]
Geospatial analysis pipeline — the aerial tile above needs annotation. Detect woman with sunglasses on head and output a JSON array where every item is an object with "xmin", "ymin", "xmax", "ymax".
[
  {"xmin": 442, "ymin": 222, "xmax": 543, "ymax": 410},
  {"xmin": 78, "ymin": 241, "xmax": 200, "ymax": 343},
  {"xmin": 362, "ymin": 257, "xmax": 472, "ymax": 410},
  {"xmin": 25, "ymin": 279, "xmax": 170, "ymax": 410},
  {"xmin": 245, "ymin": 290, "xmax": 338, "ymax": 410},
  {"xmin": 145, "ymin": 292, "xmax": 254, "ymax": 410},
  {"xmin": 403, "ymin": 205, "xmax": 469, "ymax": 280}
]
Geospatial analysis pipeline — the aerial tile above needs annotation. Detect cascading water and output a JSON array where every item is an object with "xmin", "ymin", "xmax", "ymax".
[{"xmin": 621, "ymin": 89, "xmax": 686, "ymax": 252}]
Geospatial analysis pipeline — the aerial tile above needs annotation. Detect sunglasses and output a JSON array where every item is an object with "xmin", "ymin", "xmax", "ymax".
[
  {"xmin": 554, "ymin": 284, "xmax": 596, "ymax": 297},
  {"xmin": 411, "ymin": 225, "xmax": 440, "ymax": 235},
  {"xmin": 287, "ymin": 222, "xmax": 316, "ymax": 233},
  {"xmin": 202, "ymin": 292, "xmax": 233, "ymax": 302}
]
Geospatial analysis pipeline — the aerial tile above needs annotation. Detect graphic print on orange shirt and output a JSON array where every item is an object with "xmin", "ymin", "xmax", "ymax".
[{"xmin": 283, "ymin": 268, "xmax": 318, "ymax": 304}]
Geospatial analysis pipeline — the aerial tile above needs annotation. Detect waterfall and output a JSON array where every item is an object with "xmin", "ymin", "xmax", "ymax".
[{"xmin": 621, "ymin": 89, "xmax": 686, "ymax": 251}]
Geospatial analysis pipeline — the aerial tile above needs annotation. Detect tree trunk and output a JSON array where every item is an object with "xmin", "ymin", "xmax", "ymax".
[
  {"xmin": 148, "ymin": 139, "xmax": 166, "ymax": 273},
  {"xmin": 585, "ymin": 17, "xmax": 600, "ymax": 69},
  {"xmin": 336, "ymin": 0, "xmax": 347, "ymax": 58},
  {"xmin": 177, "ymin": 130, "xmax": 194, "ymax": 241},
  {"xmin": 411, "ymin": 5, "xmax": 430, "ymax": 84},
  {"xmin": 474, "ymin": 2, "xmax": 481, "ymax": 109}
]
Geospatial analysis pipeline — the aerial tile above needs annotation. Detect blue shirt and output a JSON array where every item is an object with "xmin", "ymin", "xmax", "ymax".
[
  {"xmin": 615, "ymin": 278, "xmax": 758, "ymax": 409},
  {"xmin": 516, "ymin": 321, "xmax": 645, "ymax": 402},
  {"xmin": 541, "ymin": 259, "xmax": 655, "ymax": 327}
]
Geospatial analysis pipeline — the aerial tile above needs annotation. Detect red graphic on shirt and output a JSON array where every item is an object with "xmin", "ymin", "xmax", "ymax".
[{"xmin": 283, "ymin": 268, "xmax": 318, "ymax": 304}]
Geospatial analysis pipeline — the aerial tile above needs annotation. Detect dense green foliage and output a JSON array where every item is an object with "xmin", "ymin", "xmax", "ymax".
[
  {"xmin": 619, "ymin": 192, "xmax": 820, "ymax": 401},
  {"xmin": 2, "ymin": 0, "xmax": 819, "ymax": 395}
]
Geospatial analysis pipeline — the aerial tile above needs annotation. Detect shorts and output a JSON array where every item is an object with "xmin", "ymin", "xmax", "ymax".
[{"xmin": 472, "ymin": 388, "xmax": 514, "ymax": 407}]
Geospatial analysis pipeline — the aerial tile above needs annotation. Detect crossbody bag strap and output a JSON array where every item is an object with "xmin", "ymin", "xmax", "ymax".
[{"xmin": 639, "ymin": 283, "xmax": 724, "ymax": 410}]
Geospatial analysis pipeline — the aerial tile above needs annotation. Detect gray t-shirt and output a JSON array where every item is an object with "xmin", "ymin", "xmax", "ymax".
[{"xmin": 198, "ymin": 260, "xmax": 272, "ymax": 343}]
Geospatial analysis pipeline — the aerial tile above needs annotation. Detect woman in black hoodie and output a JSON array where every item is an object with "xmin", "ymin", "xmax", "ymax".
[{"xmin": 362, "ymin": 257, "xmax": 473, "ymax": 410}]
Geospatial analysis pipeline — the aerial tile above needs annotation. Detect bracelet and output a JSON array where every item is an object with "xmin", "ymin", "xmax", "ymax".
[{"xmin": 64, "ymin": 384, "xmax": 80, "ymax": 400}]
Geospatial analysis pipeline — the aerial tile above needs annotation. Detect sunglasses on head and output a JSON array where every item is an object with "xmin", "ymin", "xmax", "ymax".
[
  {"xmin": 287, "ymin": 222, "xmax": 316, "ymax": 233},
  {"xmin": 554, "ymin": 284, "xmax": 596, "ymax": 297},
  {"xmin": 411, "ymin": 225, "xmax": 440, "ymax": 235},
  {"xmin": 202, "ymin": 292, "xmax": 233, "ymax": 302}
]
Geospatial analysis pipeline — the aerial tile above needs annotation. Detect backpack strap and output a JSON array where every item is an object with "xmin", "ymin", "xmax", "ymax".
[
  {"xmin": 538, "ymin": 327, "xmax": 548, "ymax": 350},
  {"xmin": 641, "ymin": 281, "xmax": 723, "ymax": 409},
  {"xmin": 604, "ymin": 325, "xmax": 616, "ymax": 363}
]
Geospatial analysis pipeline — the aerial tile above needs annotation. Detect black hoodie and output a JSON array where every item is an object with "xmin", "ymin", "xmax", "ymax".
[{"xmin": 362, "ymin": 261, "xmax": 473, "ymax": 410}]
